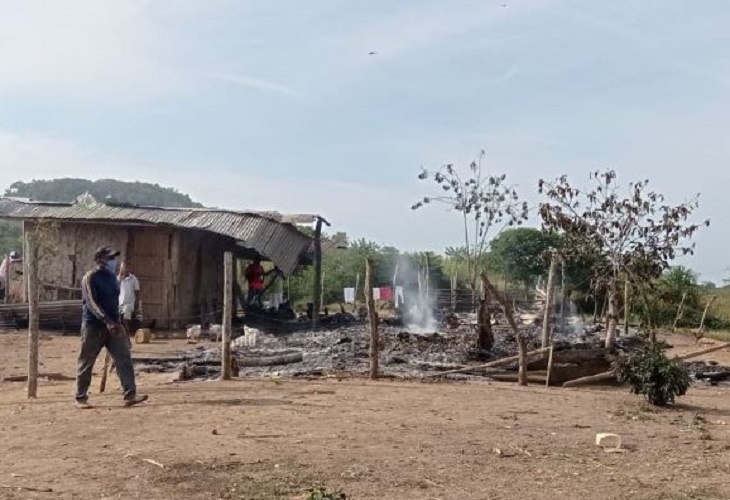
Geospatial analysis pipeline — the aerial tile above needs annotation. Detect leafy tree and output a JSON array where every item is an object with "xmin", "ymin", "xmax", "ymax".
[
  {"xmin": 0, "ymin": 221, "xmax": 22, "ymax": 257},
  {"xmin": 539, "ymin": 170, "xmax": 708, "ymax": 348},
  {"xmin": 488, "ymin": 228, "xmax": 558, "ymax": 287}
]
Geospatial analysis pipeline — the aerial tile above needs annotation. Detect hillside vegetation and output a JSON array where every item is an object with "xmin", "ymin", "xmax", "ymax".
[{"xmin": 0, "ymin": 178, "xmax": 203, "ymax": 256}]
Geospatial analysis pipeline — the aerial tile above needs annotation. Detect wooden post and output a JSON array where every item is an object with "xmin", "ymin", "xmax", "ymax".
[
  {"xmin": 25, "ymin": 230, "xmax": 39, "ymax": 399},
  {"xmin": 623, "ymin": 280, "xmax": 631, "ymax": 337},
  {"xmin": 221, "ymin": 251, "xmax": 233, "ymax": 380},
  {"xmin": 481, "ymin": 273, "xmax": 528, "ymax": 386},
  {"xmin": 99, "ymin": 352, "xmax": 111, "ymax": 393},
  {"xmin": 672, "ymin": 291, "xmax": 688, "ymax": 332},
  {"xmin": 320, "ymin": 270, "xmax": 326, "ymax": 313},
  {"xmin": 545, "ymin": 344, "xmax": 555, "ymax": 387},
  {"xmin": 312, "ymin": 218, "xmax": 323, "ymax": 329},
  {"xmin": 541, "ymin": 251, "xmax": 558, "ymax": 348},
  {"xmin": 559, "ymin": 259, "xmax": 566, "ymax": 320},
  {"xmin": 696, "ymin": 296, "xmax": 717, "ymax": 337},
  {"xmin": 365, "ymin": 257, "xmax": 379, "ymax": 380}
]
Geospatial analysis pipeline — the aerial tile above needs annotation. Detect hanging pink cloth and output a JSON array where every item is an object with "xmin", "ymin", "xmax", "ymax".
[{"xmin": 379, "ymin": 286, "xmax": 393, "ymax": 301}]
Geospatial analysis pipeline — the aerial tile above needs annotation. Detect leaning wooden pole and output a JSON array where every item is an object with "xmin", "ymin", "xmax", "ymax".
[
  {"xmin": 99, "ymin": 352, "xmax": 111, "ymax": 393},
  {"xmin": 311, "ymin": 218, "xmax": 323, "ymax": 329},
  {"xmin": 482, "ymin": 273, "xmax": 528, "ymax": 386},
  {"xmin": 672, "ymin": 291, "xmax": 688, "ymax": 332},
  {"xmin": 25, "ymin": 230, "xmax": 39, "ymax": 399},
  {"xmin": 696, "ymin": 296, "xmax": 717, "ymax": 336},
  {"xmin": 365, "ymin": 257, "xmax": 379, "ymax": 380},
  {"xmin": 221, "ymin": 251, "xmax": 233, "ymax": 380},
  {"xmin": 541, "ymin": 251, "xmax": 558, "ymax": 348}
]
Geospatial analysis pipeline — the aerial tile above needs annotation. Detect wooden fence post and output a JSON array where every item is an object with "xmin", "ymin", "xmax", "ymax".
[
  {"xmin": 221, "ymin": 251, "xmax": 233, "ymax": 380},
  {"xmin": 541, "ymin": 251, "xmax": 558, "ymax": 348},
  {"xmin": 672, "ymin": 291, "xmax": 688, "ymax": 332},
  {"xmin": 366, "ymin": 258, "xmax": 379, "ymax": 380},
  {"xmin": 26, "ymin": 230, "xmax": 39, "ymax": 399},
  {"xmin": 312, "ymin": 218, "xmax": 323, "ymax": 329}
]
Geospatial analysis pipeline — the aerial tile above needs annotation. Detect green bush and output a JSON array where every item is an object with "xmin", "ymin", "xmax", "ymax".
[{"xmin": 615, "ymin": 342, "xmax": 692, "ymax": 406}]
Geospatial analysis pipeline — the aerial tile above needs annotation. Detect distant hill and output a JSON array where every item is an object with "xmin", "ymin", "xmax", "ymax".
[
  {"xmin": 0, "ymin": 178, "xmax": 203, "ymax": 257},
  {"xmin": 5, "ymin": 178, "xmax": 203, "ymax": 208}
]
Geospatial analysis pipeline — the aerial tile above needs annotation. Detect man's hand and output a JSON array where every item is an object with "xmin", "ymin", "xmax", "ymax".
[{"xmin": 106, "ymin": 321, "xmax": 123, "ymax": 336}]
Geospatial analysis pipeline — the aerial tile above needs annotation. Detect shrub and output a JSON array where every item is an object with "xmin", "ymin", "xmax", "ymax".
[{"xmin": 615, "ymin": 342, "xmax": 692, "ymax": 406}]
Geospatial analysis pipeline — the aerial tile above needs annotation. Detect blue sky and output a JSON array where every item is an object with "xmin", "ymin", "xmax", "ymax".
[{"xmin": 1, "ymin": 0, "xmax": 729, "ymax": 280}]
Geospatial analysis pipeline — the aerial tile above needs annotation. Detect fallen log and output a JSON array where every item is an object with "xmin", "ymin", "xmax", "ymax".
[
  {"xmin": 2, "ymin": 373, "xmax": 74, "ymax": 383},
  {"xmin": 424, "ymin": 347, "xmax": 551, "ymax": 378},
  {"xmin": 673, "ymin": 342, "xmax": 730, "ymax": 361},
  {"xmin": 136, "ymin": 352, "xmax": 304, "ymax": 368}
]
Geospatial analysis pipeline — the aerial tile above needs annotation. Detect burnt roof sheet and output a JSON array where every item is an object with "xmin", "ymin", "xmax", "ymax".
[{"xmin": 0, "ymin": 197, "xmax": 319, "ymax": 275}]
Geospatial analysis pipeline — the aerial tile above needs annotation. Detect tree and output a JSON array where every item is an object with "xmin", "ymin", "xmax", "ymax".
[
  {"xmin": 413, "ymin": 150, "xmax": 528, "ymax": 350},
  {"xmin": 488, "ymin": 228, "xmax": 558, "ymax": 287},
  {"xmin": 539, "ymin": 170, "xmax": 709, "ymax": 348}
]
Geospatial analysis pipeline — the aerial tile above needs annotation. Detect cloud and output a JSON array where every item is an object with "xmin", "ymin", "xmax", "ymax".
[{"xmin": 205, "ymin": 72, "xmax": 297, "ymax": 97}]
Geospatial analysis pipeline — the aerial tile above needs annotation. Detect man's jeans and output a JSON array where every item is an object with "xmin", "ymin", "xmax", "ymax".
[{"xmin": 75, "ymin": 323, "xmax": 137, "ymax": 402}]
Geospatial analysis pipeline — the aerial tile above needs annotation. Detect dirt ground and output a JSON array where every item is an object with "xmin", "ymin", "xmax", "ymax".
[{"xmin": 1, "ymin": 331, "xmax": 730, "ymax": 500}]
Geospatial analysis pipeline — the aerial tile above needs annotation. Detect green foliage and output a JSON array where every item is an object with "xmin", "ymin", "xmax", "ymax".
[
  {"xmin": 306, "ymin": 486, "xmax": 346, "ymax": 500},
  {"xmin": 488, "ymin": 228, "xmax": 558, "ymax": 286},
  {"xmin": 615, "ymin": 342, "xmax": 692, "ymax": 406},
  {"xmin": 5, "ymin": 178, "xmax": 202, "ymax": 208}
]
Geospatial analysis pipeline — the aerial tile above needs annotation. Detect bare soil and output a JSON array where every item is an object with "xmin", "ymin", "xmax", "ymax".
[{"xmin": 1, "ymin": 331, "xmax": 730, "ymax": 500}]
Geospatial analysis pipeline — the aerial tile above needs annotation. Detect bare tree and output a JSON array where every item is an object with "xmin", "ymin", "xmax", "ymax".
[
  {"xmin": 538, "ymin": 170, "xmax": 708, "ymax": 349},
  {"xmin": 413, "ymin": 150, "xmax": 528, "ymax": 350}
]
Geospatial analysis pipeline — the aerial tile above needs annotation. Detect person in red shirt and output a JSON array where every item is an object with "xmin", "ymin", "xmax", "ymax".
[{"xmin": 244, "ymin": 257, "xmax": 266, "ymax": 307}]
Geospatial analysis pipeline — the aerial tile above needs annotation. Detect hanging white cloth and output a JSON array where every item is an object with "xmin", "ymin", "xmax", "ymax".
[
  {"xmin": 343, "ymin": 287, "xmax": 356, "ymax": 304},
  {"xmin": 394, "ymin": 286, "xmax": 405, "ymax": 308},
  {"xmin": 372, "ymin": 288, "xmax": 381, "ymax": 301}
]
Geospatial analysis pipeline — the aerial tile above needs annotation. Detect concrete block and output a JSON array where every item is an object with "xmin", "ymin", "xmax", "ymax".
[{"xmin": 595, "ymin": 433, "xmax": 621, "ymax": 449}]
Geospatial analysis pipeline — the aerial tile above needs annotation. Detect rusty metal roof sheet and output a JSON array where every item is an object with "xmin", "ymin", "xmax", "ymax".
[{"xmin": 0, "ymin": 197, "xmax": 320, "ymax": 275}]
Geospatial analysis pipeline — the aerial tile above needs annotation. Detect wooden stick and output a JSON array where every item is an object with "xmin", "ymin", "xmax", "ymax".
[
  {"xmin": 545, "ymin": 345, "xmax": 555, "ymax": 387},
  {"xmin": 672, "ymin": 291, "xmax": 687, "ymax": 332},
  {"xmin": 221, "ymin": 251, "xmax": 233, "ymax": 380},
  {"xmin": 0, "ymin": 484, "xmax": 53, "ymax": 493},
  {"xmin": 562, "ymin": 371, "xmax": 615, "ymax": 388},
  {"xmin": 673, "ymin": 341, "xmax": 730, "ymax": 361},
  {"xmin": 481, "ymin": 273, "xmax": 529, "ymax": 386},
  {"xmin": 311, "ymin": 218, "xmax": 323, "ymax": 328},
  {"xmin": 366, "ymin": 257, "xmax": 379, "ymax": 380},
  {"xmin": 696, "ymin": 295, "xmax": 717, "ymax": 335},
  {"xmin": 99, "ymin": 351, "xmax": 111, "ymax": 393},
  {"xmin": 25, "ymin": 228, "xmax": 39, "ymax": 399},
  {"xmin": 541, "ymin": 252, "xmax": 557, "ymax": 348},
  {"xmin": 424, "ymin": 347, "xmax": 551, "ymax": 378}
]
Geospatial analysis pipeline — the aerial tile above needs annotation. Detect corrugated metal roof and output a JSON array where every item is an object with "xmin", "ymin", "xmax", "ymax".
[{"xmin": 0, "ymin": 197, "xmax": 320, "ymax": 275}]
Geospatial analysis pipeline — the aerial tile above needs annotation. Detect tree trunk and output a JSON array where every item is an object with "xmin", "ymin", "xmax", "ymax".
[
  {"xmin": 542, "ymin": 252, "xmax": 558, "ymax": 348},
  {"xmin": 221, "ymin": 252, "xmax": 233, "ymax": 380},
  {"xmin": 604, "ymin": 281, "xmax": 618, "ymax": 350},
  {"xmin": 476, "ymin": 286, "xmax": 493, "ymax": 351},
  {"xmin": 481, "ymin": 273, "xmax": 528, "ymax": 386},
  {"xmin": 26, "ymin": 234, "xmax": 39, "ymax": 399},
  {"xmin": 365, "ymin": 258, "xmax": 379, "ymax": 380},
  {"xmin": 311, "ymin": 218, "xmax": 323, "ymax": 329},
  {"xmin": 623, "ymin": 280, "xmax": 631, "ymax": 337},
  {"xmin": 696, "ymin": 296, "xmax": 717, "ymax": 336}
]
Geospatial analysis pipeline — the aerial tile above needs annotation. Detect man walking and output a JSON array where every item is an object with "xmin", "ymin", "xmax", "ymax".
[
  {"xmin": 75, "ymin": 246, "xmax": 147, "ymax": 408},
  {"xmin": 118, "ymin": 261, "xmax": 140, "ymax": 336}
]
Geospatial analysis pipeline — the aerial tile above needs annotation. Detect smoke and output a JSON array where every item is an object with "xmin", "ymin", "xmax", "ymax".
[{"xmin": 395, "ymin": 255, "xmax": 439, "ymax": 334}]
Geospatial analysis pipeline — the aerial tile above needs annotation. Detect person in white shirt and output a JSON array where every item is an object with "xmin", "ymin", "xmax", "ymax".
[{"xmin": 118, "ymin": 262, "xmax": 140, "ymax": 336}]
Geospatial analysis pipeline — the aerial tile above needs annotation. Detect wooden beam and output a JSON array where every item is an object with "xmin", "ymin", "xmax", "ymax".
[
  {"xmin": 312, "ymin": 218, "xmax": 323, "ymax": 329},
  {"xmin": 424, "ymin": 347, "xmax": 551, "ymax": 378},
  {"xmin": 221, "ymin": 251, "xmax": 233, "ymax": 380}
]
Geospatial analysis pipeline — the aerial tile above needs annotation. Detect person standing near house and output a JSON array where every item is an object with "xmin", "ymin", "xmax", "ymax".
[
  {"xmin": 244, "ymin": 257, "xmax": 266, "ymax": 306},
  {"xmin": 118, "ymin": 261, "xmax": 140, "ymax": 337},
  {"xmin": 75, "ymin": 246, "xmax": 147, "ymax": 409},
  {"xmin": 0, "ymin": 251, "xmax": 21, "ymax": 301},
  {"xmin": 269, "ymin": 266, "xmax": 285, "ymax": 310}
]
